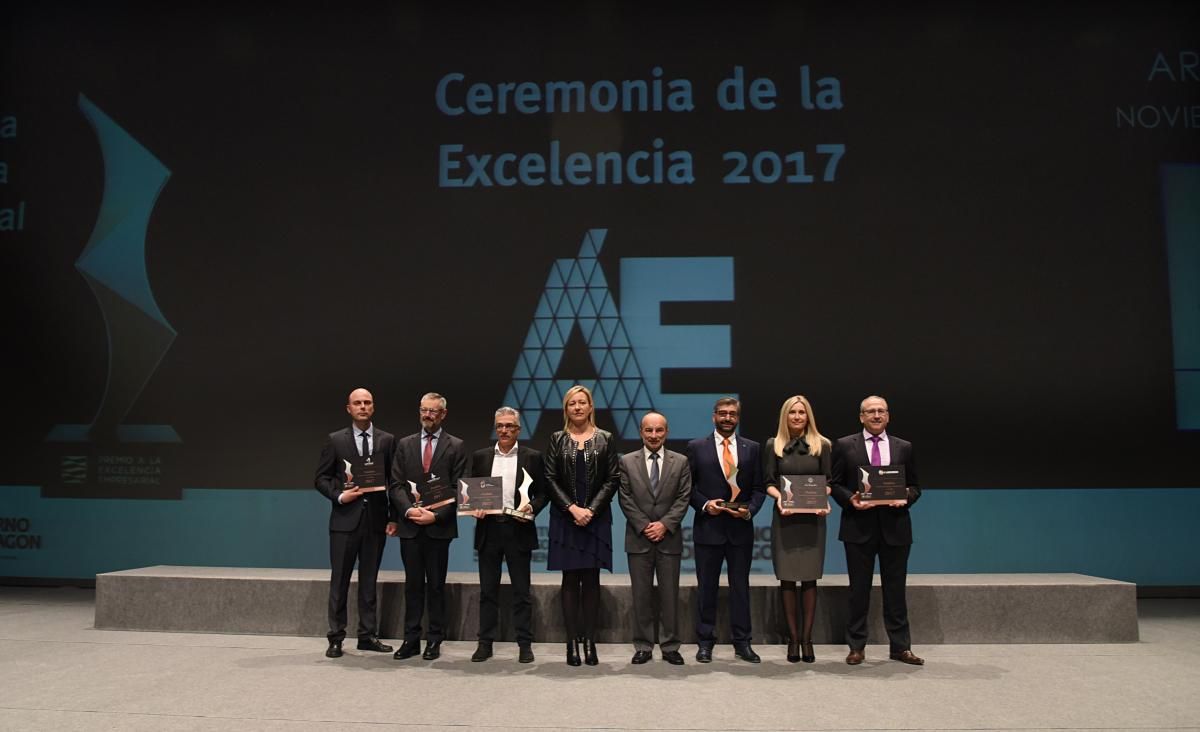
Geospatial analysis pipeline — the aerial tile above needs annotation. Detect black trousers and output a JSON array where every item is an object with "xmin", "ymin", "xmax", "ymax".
[
  {"xmin": 327, "ymin": 519, "xmax": 385, "ymax": 643},
  {"xmin": 843, "ymin": 536, "xmax": 912, "ymax": 653},
  {"xmin": 694, "ymin": 542, "xmax": 753, "ymax": 646},
  {"xmin": 476, "ymin": 520, "xmax": 534, "ymax": 645},
  {"xmin": 399, "ymin": 533, "xmax": 451, "ymax": 643}
]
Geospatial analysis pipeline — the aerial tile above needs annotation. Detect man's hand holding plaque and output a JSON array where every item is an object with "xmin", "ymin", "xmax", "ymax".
[
  {"xmin": 856, "ymin": 465, "xmax": 908, "ymax": 508},
  {"xmin": 717, "ymin": 479, "xmax": 751, "ymax": 520},
  {"xmin": 405, "ymin": 476, "xmax": 456, "ymax": 525}
]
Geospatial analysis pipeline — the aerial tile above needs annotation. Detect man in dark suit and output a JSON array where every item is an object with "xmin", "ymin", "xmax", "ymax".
[
  {"xmin": 388, "ymin": 392, "xmax": 467, "ymax": 661},
  {"xmin": 830, "ymin": 395, "xmax": 924, "ymax": 666},
  {"xmin": 313, "ymin": 387, "xmax": 396, "ymax": 658},
  {"xmin": 618, "ymin": 411, "xmax": 692, "ymax": 665},
  {"xmin": 686, "ymin": 397, "xmax": 766, "ymax": 663},
  {"xmin": 466, "ymin": 406, "xmax": 547, "ymax": 664}
]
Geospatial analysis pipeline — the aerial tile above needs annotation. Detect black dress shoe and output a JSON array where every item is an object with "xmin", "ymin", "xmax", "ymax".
[
  {"xmin": 734, "ymin": 644, "xmax": 761, "ymax": 663},
  {"xmin": 695, "ymin": 646, "xmax": 713, "ymax": 663},
  {"xmin": 801, "ymin": 640, "xmax": 815, "ymax": 663},
  {"xmin": 787, "ymin": 639, "xmax": 801, "ymax": 663},
  {"xmin": 471, "ymin": 642, "xmax": 493, "ymax": 662},
  {"xmin": 583, "ymin": 637, "xmax": 599, "ymax": 666},
  {"xmin": 393, "ymin": 640, "xmax": 419, "ymax": 660},
  {"xmin": 422, "ymin": 641, "xmax": 441, "ymax": 660},
  {"xmin": 566, "ymin": 638, "xmax": 581, "ymax": 666},
  {"xmin": 889, "ymin": 649, "xmax": 925, "ymax": 665},
  {"xmin": 356, "ymin": 636, "xmax": 393, "ymax": 653},
  {"xmin": 325, "ymin": 641, "xmax": 343, "ymax": 658},
  {"xmin": 631, "ymin": 650, "xmax": 653, "ymax": 664},
  {"xmin": 662, "ymin": 650, "xmax": 685, "ymax": 665},
  {"xmin": 518, "ymin": 645, "xmax": 535, "ymax": 664}
]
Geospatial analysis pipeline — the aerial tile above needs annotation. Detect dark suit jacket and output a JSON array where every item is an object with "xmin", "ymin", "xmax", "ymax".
[
  {"xmin": 468, "ymin": 445, "xmax": 547, "ymax": 552},
  {"xmin": 686, "ymin": 434, "xmax": 765, "ymax": 546},
  {"xmin": 388, "ymin": 430, "xmax": 467, "ymax": 540},
  {"xmin": 829, "ymin": 432, "xmax": 922, "ymax": 546},
  {"xmin": 314, "ymin": 426, "xmax": 396, "ymax": 533},
  {"xmin": 618, "ymin": 448, "xmax": 692, "ymax": 555}
]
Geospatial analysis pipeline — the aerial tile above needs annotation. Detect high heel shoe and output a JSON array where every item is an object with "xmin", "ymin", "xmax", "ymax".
[
  {"xmin": 566, "ymin": 638, "xmax": 581, "ymax": 666},
  {"xmin": 800, "ymin": 640, "xmax": 815, "ymax": 663},
  {"xmin": 583, "ymin": 637, "xmax": 599, "ymax": 666},
  {"xmin": 786, "ymin": 639, "xmax": 801, "ymax": 663}
]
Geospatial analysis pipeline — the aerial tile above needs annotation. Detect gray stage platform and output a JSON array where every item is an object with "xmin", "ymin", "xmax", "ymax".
[{"xmin": 94, "ymin": 567, "xmax": 1137, "ymax": 644}]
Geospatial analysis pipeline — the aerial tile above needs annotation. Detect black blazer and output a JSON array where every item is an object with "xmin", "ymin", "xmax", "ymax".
[
  {"xmin": 388, "ymin": 430, "xmax": 467, "ymax": 540},
  {"xmin": 314, "ymin": 426, "xmax": 396, "ymax": 533},
  {"xmin": 829, "ymin": 432, "xmax": 922, "ymax": 546},
  {"xmin": 686, "ymin": 434, "xmax": 765, "ymax": 546},
  {"xmin": 468, "ymin": 445, "xmax": 547, "ymax": 552},
  {"xmin": 544, "ymin": 429, "xmax": 620, "ymax": 520}
]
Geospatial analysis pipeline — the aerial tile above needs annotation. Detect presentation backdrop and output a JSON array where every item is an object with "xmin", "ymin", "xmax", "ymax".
[{"xmin": 2, "ymin": 4, "xmax": 1197, "ymax": 584}]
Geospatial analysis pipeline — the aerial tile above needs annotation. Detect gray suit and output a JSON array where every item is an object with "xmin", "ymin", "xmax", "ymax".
[{"xmin": 618, "ymin": 448, "xmax": 692, "ymax": 653}]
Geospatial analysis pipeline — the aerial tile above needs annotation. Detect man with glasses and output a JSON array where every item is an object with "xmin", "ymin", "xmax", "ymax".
[
  {"xmin": 686, "ymin": 397, "xmax": 765, "ymax": 663},
  {"xmin": 830, "ymin": 395, "xmax": 924, "ymax": 666},
  {"xmin": 389, "ymin": 392, "xmax": 467, "ymax": 661},
  {"xmin": 465, "ymin": 407, "xmax": 547, "ymax": 663}
]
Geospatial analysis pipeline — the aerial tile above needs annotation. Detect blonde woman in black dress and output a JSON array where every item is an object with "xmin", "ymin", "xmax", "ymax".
[
  {"xmin": 544, "ymin": 385, "xmax": 620, "ymax": 666},
  {"xmin": 763, "ymin": 394, "xmax": 831, "ymax": 663}
]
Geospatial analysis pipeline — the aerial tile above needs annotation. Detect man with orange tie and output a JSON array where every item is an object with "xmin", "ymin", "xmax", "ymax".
[
  {"xmin": 686, "ymin": 397, "xmax": 765, "ymax": 663},
  {"xmin": 830, "ymin": 395, "xmax": 924, "ymax": 666}
]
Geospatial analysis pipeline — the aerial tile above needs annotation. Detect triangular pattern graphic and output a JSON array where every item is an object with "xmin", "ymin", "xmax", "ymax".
[{"xmin": 503, "ymin": 229, "xmax": 655, "ymax": 438}]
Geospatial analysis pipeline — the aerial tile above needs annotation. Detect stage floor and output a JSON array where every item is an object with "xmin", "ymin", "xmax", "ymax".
[{"xmin": 2, "ymin": 586, "xmax": 1198, "ymax": 732}]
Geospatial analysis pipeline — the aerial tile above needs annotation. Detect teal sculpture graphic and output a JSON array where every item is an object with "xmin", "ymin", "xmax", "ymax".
[
  {"xmin": 47, "ymin": 94, "xmax": 178, "ymax": 443},
  {"xmin": 502, "ymin": 229, "xmax": 656, "ymax": 437}
]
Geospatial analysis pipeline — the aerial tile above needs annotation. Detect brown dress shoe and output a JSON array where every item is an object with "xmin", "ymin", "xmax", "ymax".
[
  {"xmin": 846, "ymin": 648, "xmax": 865, "ymax": 665},
  {"xmin": 890, "ymin": 649, "xmax": 925, "ymax": 665}
]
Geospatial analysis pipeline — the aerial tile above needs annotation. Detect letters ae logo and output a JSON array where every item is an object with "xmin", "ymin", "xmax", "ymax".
[{"xmin": 503, "ymin": 229, "xmax": 733, "ymax": 438}]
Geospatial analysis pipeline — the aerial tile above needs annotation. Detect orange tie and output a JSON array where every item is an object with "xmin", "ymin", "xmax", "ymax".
[{"xmin": 722, "ymin": 438, "xmax": 734, "ymax": 478}]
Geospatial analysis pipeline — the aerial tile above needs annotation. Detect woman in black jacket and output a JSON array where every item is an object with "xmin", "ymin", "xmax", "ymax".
[{"xmin": 545, "ymin": 384, "xmax": 620, "ymax": 666}]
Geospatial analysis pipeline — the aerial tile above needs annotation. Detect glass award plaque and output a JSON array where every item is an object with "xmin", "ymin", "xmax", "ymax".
[
  {"xmin": 343, "ymin": 456, "xmax": 386, "ymax": 492},
  {"xmin": 407, "ymin": 476, "xmax": 456, "ymax": 509},
  {"xmin": 719, "ymin": 476, "xmax": 746, "ymax": 512},
  {"xmin": 502, "ymin": 467, "xmax": 535, "ymax": 520},
  {"xmin": 779, "ymin": 474, "xmax": 829, "ymax": 513},
  {"xmin": 458, "ymin": 476, "xmax": 505, "ymax": 514},
  {"xmin": 857, "ymin": 465, "xmax": 907, "ymax": 506}
]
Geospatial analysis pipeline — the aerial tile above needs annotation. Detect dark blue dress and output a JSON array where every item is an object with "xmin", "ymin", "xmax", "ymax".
[{"xmin": 547, "ymin": 443, "xmax": 613, "ymax": 571}]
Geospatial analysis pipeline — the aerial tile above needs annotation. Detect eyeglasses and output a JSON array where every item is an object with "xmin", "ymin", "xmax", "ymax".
[
  {"xmin": 494, "ymin": 423, "xmax": 520, "ymax": 431},
  {"xmin": 861, "ymin": 408, "xmax": 888, "ymax": 416},
  {"xmin": 714, "ymin": 410, "xmax": 739, "ymax": 418},
  {"xmin": 419, "ymin": 408, "xmax": 445, "ymax": 415}
]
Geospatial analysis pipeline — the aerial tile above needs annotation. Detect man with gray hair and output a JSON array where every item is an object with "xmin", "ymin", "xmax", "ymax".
[
  {"xmin": 466, "ymin": 407, "xmax": 547, "ymax": 663},
  {"xmin": 389, "ymin": 392, "xmax": 467, "ymax": 661}
]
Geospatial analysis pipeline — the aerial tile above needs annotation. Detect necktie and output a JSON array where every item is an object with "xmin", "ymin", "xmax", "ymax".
[
  {"xmin": 869, "ymin": 435, "xmax": 882, "ymax": 467},
  {"xmin": 721, "ymin": 438, "xmax": 734, "ymax": 479},
  {"xmin": 422, "ymin": 433, "xmax": 434, "ymax": 473},
  {"xmin": 649, "ymin": 451, "xmax": 660, "ymax": 496},
  {"xmin": 361, "ymin": 432, "xmax": 370, "ymax": 458}
]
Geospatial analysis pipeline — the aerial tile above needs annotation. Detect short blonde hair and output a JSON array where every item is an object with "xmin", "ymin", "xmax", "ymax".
[{"xmin": 561, "ymin": 385, "xmax": 597, "ymax": 431}]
